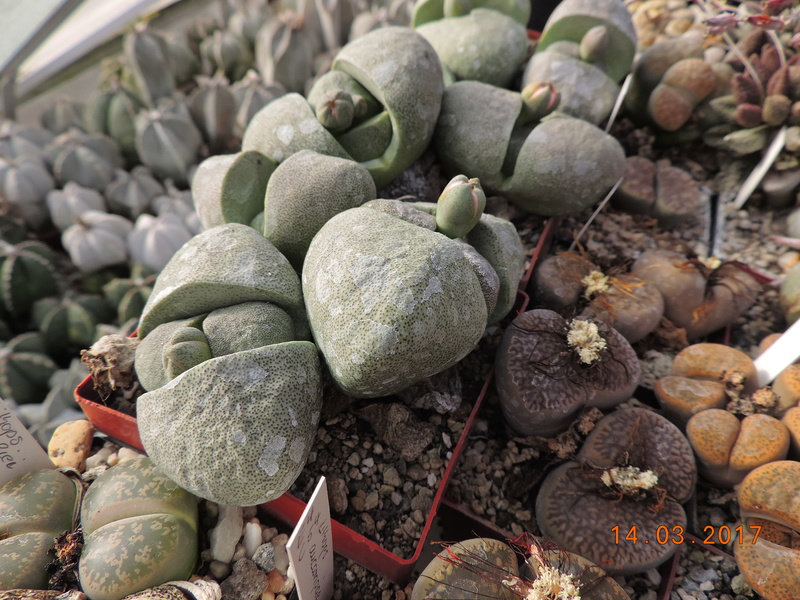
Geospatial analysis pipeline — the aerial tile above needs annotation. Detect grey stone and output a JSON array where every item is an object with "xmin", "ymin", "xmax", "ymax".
[
  {"xmin": 220, "ymin": 558, "xmax": 268, "ymax": 600},
  {"xmin": 252, "ymin": 543, "xmax": 275, "ymax": 572}
]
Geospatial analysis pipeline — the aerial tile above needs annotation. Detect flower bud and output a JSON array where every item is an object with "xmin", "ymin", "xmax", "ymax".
[
  {"xmin": 518, "ymin": 81, "xmax": 560, "ymax": 126},
  {"xmin": 435, "ymin": 175, "xmax": 486, "ymax": 239},
  {"xmin": 315, "ymin": 90, "xmax": 355, "ymax": 132},
  {"xmin": 579, "ymin": 25, "xmax": 611, "ymax": 63}
]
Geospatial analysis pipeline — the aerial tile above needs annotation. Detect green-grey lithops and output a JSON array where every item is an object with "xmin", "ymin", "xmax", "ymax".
[
  {"xmin": 302, "ymin": 199, "xmax": 518, "ymax": 397},
  {"xmin": 0, "ymin": 469, "xmax": 80, "ymax": 590},
  {"xmin": 79, "ymin": 455, "xmax": 199, "ymax": 600},
  {"xmin": 137, "ymin": 341, "xmax": 322, "ymax": 506}
]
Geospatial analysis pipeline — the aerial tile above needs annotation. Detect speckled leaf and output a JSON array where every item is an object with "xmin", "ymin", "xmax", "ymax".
[
  {"xmin": 137, "ymin": 341, "xmax": 322, "ymax": 506},
  {"xmin": 0, "ymin": 531, "xmax": 61, "ymax": 590}
]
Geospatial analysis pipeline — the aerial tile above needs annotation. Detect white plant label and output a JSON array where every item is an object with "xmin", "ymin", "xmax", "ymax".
[
  {"xmin": 287, "ymin": 476, "xmax": 334, "ymax": 600},
  {"xmin": 0, "ymin": 398, "xmax": 54, "ymax": 486},
  {"xmin": 753, "ymin": 317, "xmax": 800, "ymax": 387}
]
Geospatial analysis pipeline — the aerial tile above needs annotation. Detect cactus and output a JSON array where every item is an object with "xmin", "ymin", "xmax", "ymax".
[
  {"xmin": 254, "ymin": 12, "xmax": 314, "ymax": 94},
  {"xmin": 32, "ymin": 294, "xmax": 116, "ymax": 360},
  {"xmin": 0, "ymin": 469, "xmax": 81, "ymax": 590},
  {"xmin": 150, "ymin": 181, "xmax": 202, "ymax": 235},
  {"xmin": 411, "ymin": 0, "xmax": 531, "ymax": 27},
  {"xmin": 0, "ymin": 239, "xmax": 60, "ymax": 322},
  {"xmin": 132, "ymin": 224, "xmax": 321, "ymax": 505},
  {"xmin": 0, "ymin": 155, "xmax": 55, "ymax": 230},
  {"xmin": 104, "ymin": 166, "xmax": 165, "ymax": 220},
  {"xmin": 102, "ymin": 272, "xmax": 156, "ymax": 324},
  {"xmin": 134, "ymin": 100, "xmax": 202, "ymax": 187},
  {"xmin": 230, "ymin": 70, "xmax": 286, "ymax": 138},
  {"xmin": 415, "ymin": 8, "xmax": 529, "ymax": 88},
  {"xmin": 45, "ymin": 129, "xmax": 124, "ymax": 191},
  {"xmin": 87, "ymin": 79, "xmax": 147, "ymax": 165},
  {"xmin": 188, "ymin": 74, "xmax": 237, "ymax": 154},
  {"xmin": 0, "ymin": 332, "xmax": 59, "ymax": 404},
  {"xmin": 46, "ymin": 182, "xmax": 107, "ymax": 231},
  {"xmin": 124, "ymin": 23, "xmax": 177, "ymax": 107},
  {"xmin": 200, "ymin": 29, "xmax": 253, "ymax": 84},
  {"xmin": 79, "ymin": 455, "xmax": 199, "ymax": 600},
  {"xmin": 0, "ymin": 119, "xmax": 54, "ymax": 159},
  {"xmin": 128, "ymin": 212, "xmax": 195, "ymax": 273},
  {"xmin": 243, "ymin": 27, "xmax": 444, "ymax": 190},
  {"xmin": 302, "ymin": 198, "xmax": 520, "ymax": 397},
  {"xmin": 40, "ymin": 98, "xmax": 86, "ymax": 135},
  {"xmin": 61, "ymin": 210, "xmax": 134, "ymax": 273},
  {"xmin": 435, "ymin": 81, "xmax": 625, "ymax": 215}
]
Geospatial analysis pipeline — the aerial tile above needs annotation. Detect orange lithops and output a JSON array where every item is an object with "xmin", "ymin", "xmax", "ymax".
[
  {"xmin": 654, "ymin": 375, "xmax": 727, "ymax": 423},
  {"xmin": 686, "ymin": 409, "xmax": 790, "ymax": 487},
  {"xmin": 735, "ymin": 461, "xmax": 800, "ymax": 600},
  {"xmin": 672, "ymin": 343, "xmax": 758, "ymax": 393},
  {"xmin": 772, "ymin": 364, "xmax": 800, "ymax": 416},
  {"xmin": 781, "ymin": 406, "xmax": 800, "ymax": 457}
]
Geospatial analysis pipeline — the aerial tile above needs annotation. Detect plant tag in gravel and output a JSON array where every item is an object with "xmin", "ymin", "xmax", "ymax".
[
  {"xmin": 754, "ymin": 317, "xmax": 800, "ymax": 386},
  {"xmin": 288, "ymin": 476, "xmax": 333, "ymax": 600},
  {"xmin": 0, "ymin": 398, "xmax": 54, "ymax": 486}
]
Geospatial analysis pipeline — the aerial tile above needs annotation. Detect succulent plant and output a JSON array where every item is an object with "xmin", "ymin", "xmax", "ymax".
[
  {"xmin": 415, "ymin": 8, "xmax": 529, "ymax": 88},
  {"xmin": 79, "ymin": 455, "xmax": 199, "ymax": 600},
  {"xmin": 87, "ymin": 79, "xmax": 147, "ymax": 166},
  {"xmin": 200, "ymin": 29, "xmax": 253, "ymax": 83},
  {"xmin": 61, "ymin": 210, "xmax": 134, "ymax": 273},
  {"xmin": 302, "ymin": 198, "xmax": 520, "ymax": 397},
  {"xmin": 32, "ymin": 293, "xmax": 116, "ymax": 361},
  {"xmin": 434, "ymin": 82, "xmax": 625, "ymax": 215},
  {"xmin": 40, "ymin": 98, "xmax": 86, "ymax": 135},
  {"xmin": 102, "ymin": 272, "xmax": 156, "ymax": 324},
  {"xmin": 0, "ymin": 119, "xmax": 54, "ymax": 158},
  {"xmin": 45, "ymin": 129, "xmax": 124, "ymax": 191},
  {"xmin": 495, "ymin": 309, "xmax": 640, "ymax": 437},
  {"xmin": 412, "ymin": 536, "xmax": 631, "ymax": 599},
  {"xmin": 0, "ymin": 469, "xmax": 81, "ymax": 590},
  {"xmin": 522, "ymin": 0, "xmax": 637, "ymax": 125},
  {"xmin": 0, "ymin": 154, "xmax": 56, "ymax": 230},
  {"xmin": 254, "ymin": 13, "xmax": 314, "ymax": 95},
  {"xmin": 536, "ymin": 408, "xmax": 696, "ymax": 575},
  {"xmin": 134, "ymin": 101, "xmax": 203, "ymax": 186},
  {"xmin": 128, "ymin": 212, "xmax": 195, "ymax": 273},
  {"xmin": 230, "ymin": 70, "xmax": 287, "ymax": 138},
  {"xmin": 123, "ymin": 23, "xmax": 178, "ymax": 107},
  {"xmin": 630, "ymin": 250, "xmax": 761, "ymax": 340},
  {"xmin": 150, "ymin": 182, "xmax": 202, "ymax": 235},
  {"xmin": 734, "ymin": 461, "xmax": 800, "ymax": 599},
  {"xmin": 188, "ymin": 74, "xmax": 238, "ymax": 154},
  {"xmin": 0, "ymin": 333, "xmax": 59, "ymax": 404},
  {"xmin": 780, "ymin": 259, "xmax": 800, "ymax": 324},
  {"xmin": 243, "ymin": 26, "xmax": 444, "ymax": 190},
  {"xmin": 46, "ymin": 182, "xmax": 107, "ymax": 231},
  {"xmin": 104, "ymin": 166, "xmax": 165, "ymax": 220},
  {"xmin": 160, "ymin": 31, "xmax": 200, "ymax": 88},
  {"xmin": 0, "ymin": 239, "xmax": 60, "ymax": 322},
  {"xmin": 410, "ymin": 0, "xmax": 530, "ymax": 27}
]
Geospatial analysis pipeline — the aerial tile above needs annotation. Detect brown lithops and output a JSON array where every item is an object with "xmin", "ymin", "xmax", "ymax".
[
  {"xmin": 686, "ymin": 410, "xmax": 790, "ymax": 487},
  {"xmin": 535, "ymin": 408, "xmax": 696, "ymax": 575},
  {"xmin": 647, "ymin": 58, "xmax": 717, "ymax": 131},
  {"xmin": 780, "ymin": 406, "xmax": 800, "ymax": 457},
  {"xmin": 735, "ymin": 461, "xmax": 800, "ymax": 600},
  {"xmin": 496, "ymin": 309, "xmax": 640, "ymax": 437},
  {"xmin": 654, "ymin": 375, "xmax": 727, "ymax": 424}
]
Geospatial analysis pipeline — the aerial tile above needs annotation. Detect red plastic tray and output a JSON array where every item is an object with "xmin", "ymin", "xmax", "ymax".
[{"xmin": 74, "ymin": 292, "xmax": 532, "ymax": 586}]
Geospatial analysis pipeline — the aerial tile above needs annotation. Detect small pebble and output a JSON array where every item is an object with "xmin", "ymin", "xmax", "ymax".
[
  {"xmin": 252, "ymin": 543, "xmax": 276, "ymax": 573},
  {"xmin": 210, "ymin": 505, "xmax": 243, "ymax": 563},
  {"xmin": 243, "ymin": 521, "xmax": 263, "ymax": 558},
  {"xmin": 117, "ymin": 447, "xmax": 142, "ymax": 462},
  {"xmin": 84, "ymin": 446, "xmax": 114, "ymax": 470},
  {"xmin": 48, "ymin": 420, "xmax": 94, "ymax": 471}
]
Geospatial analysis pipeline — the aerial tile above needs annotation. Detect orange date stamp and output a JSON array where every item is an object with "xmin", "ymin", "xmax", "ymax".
[{"xmin": 612, "ymin": 524, "xmax": 761, "ymax": 545}]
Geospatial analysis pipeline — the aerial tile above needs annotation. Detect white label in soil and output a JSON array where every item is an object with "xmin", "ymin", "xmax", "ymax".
[
  {"xmin": 753, "ymin": 317, "xmax": 800, "ymax": 387},
  {"xmin": 0, "ymin": 398, "xmax": 54, "ymax": 486},
  {"xmin": 287, "ymin": 476, "xmax": 334, "ymax": 600}
]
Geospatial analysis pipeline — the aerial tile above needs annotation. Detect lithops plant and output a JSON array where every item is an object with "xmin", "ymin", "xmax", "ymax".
[
  {"xmin": 61, "ymin": 210, "xmax": 134, "ymax": 273},
  {"xmin": 303, "ymin": 196, "xmax": 522, "ymax": 397},
  {"xmin": 411, "ymin": 536, "xmax": 631, "ymax": 600},
  {"xmin": 0, "ymin": 469, "xmax": 81, "ymax": 590},
  {"xmin": 536, "ymin": 407, "xmax": 697, "ymax": 575},
  {"xmin": 630, "ymin": 250, "xmax": 761, "ymax": 340},
  {"xmin": 734, "ymin": 461, "xmax": 800, "ymax": 600},
  {"xmin": 522, "ymin": 0, "xmax": 637, "ymax": 125},
  {"xmin": 415, "ymin": 8, "xmax": 529, "ymax": 88},
  {"xmin": 780, "ymin": 261, "xmax": 800, "ymax": 325},
  {"xmin": 46, "ymin": 182, "xmax": 107, "ymax": 231},
  {"xmin": 133, "ymin": 224, "xmax": 322, "ymax": 506},
  {"xmin": 495, "ymin": 309, "xmax": 640, "ymax": 437},
  {"xmin": 243, "ymin": 26, "xmax": 443, "ymax": 190},
  {"xmin": 79, "ymin": 455, "xmax": 199, "ymax": 600},
  {"xmin": 434, "ymin": 81, "xmax": 625, "ymax": 215}
]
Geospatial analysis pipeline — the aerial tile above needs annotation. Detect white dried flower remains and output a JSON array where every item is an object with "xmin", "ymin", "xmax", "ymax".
[
  {"xmin": 510, "ymin": 565, "xmax": 581, "ymax": 600},
  {"xmin": 699, "ymin": 256, "xmax": 722, "ymax": 270},
  {"xmin": 601, "ymin": 466, "xmax": 659, "ymax": 493},
  {"xmin": 581, "ymin": 269, "xmax": 609, "ymax": 299},
  {"xmin": 566, "ymin": 319, "xmax": 607, "ymax": 364}
]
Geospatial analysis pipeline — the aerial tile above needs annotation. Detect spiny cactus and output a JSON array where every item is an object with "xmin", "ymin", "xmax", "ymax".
[
  {"xmin": 0, "ymin": 332, "xmax": 59, "ymax": 404},
  {"xmin": 87, "ymin": 78, "xmax": 147, "ymax": 166},
  {"xmin": 134, "ymin": 101, "xmax": 203, "ymax": 186},
  {"xmin": 32, "ymin": 293, "xmax": 116, "ymax": 361},
  {"xmin": 0, "ymin": 239, "xmax": 60, "ymax": 322}
]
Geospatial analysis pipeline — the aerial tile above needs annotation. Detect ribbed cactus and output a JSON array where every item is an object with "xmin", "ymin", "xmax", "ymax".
[
  {"xmin": 0, "ymin": 155, "xmax": 55, "ymax": 230},
  {"xmin": 254, "ymin": 13, "xmax": 314, "ymax": 94},
  {"xmin": 128, "ymin": 212, "xmax": 195, "ymax": 273},
  {"xmin": 0, "ymin": 239, "xmax": 60, "ymax": 322},
  {"xmin": 124, "ymin": 23, "xmax": 177, "ymax": 107},
  {"xmin": 0, "ymin": 119, "xmax": 54, "ymax": 158},
  {"xmin": 87, "ymin": 79, "xmax": 147, "ymax": 165},
  {"xmin": 0, "ymin": 332, "xmax": 59, "ymax": 404},
  {"xmin": 61, "ymin": 210, "xmax": 134, "ymax": 273},
  {"xmin": 46, "ymin": 182, "xmax": 107, "ymax": 231},
  {"xmin": 188, "ymin": 74, "xmax": 237, "ymax": 154},
  {"xmin": 200, "ymin": 29, "xmax": 253, "ymax": 83},
  {"xmin": 134, "ymin": 224, "xmax": 322, "ymax": 506},
  {"xmin": 79, "ymin": 455, "xmax": 199, "ymax": 600},
  {"xmin": 32, "ymin": 293, "xmax": 116, "ymax": 360},
  {"xmin": 102, "ymin": 272, "xmax": 156, "ymax": 324},
  {"xmin": 230, "ymin": 70, "xmax": 286, "ymax": 137},
  {"xmin": 0, "ymin": 469, "xmax": 81, "ymax": 590},
  {"xmin": 104, "ymin": 166, "xmax": 165, "ymax": 220},
  {"xmin": 40, "ymin": 97, "xmax": 86, "ymax": 134},
  {"xmin": 134, "ymin": 102, "xmax": 203, "ymax": 186},
  {"xmin": 45, "ymin": 129, "xmax": 124, "ymax": 191}
]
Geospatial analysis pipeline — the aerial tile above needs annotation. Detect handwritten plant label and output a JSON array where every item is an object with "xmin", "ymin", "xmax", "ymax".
[
  {"xmin": 287, "ymin": 476, "xmax": 334, "ymax": 600},
  {"xmin": 0, "ymin": 398, "xmax": 54, "ymax": 486}
]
